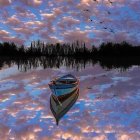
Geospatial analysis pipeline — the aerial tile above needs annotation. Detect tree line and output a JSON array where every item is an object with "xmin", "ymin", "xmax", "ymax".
[{"xmin": 0, "ymin": 40, "xmax": 140, "ymax": 57}]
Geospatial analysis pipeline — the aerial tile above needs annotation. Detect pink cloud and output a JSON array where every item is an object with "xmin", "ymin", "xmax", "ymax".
[
  {"xmin": 13, "ymin": 28, "xmax": 33, "ymax": 39},
  {"xmin": 0, "ymin": 30, "xmax": 9, "ymax": 37},
  {"xmin": 0, "ymin": 30, "xmax": 25, "ymax": 45},
  {"xmin": 5, "ymin": 15, "xmax": 22, "ymax": 26},
  {"xmin": 40, "ymin": 9, "xmax": 63, "ymax": 35},
  {"xmin": 2, "ymin": 36, "xmax": 25, "ymax": 45},
  {"xmin": 15, "ymin": 6, "xmax": 27, "ymax": 13},
  {"xmin": 47, "ymin": 36, "xmax": 62, "ymax": 43},
  {"xmin": 129, "ymin": 0, "xmax": 140, "ymax": 12},
  {"xmin": 15, "ymin": 7, "xmax": 36, "ymax": 20},
  {"xmin": 19, "ymin": 0, "xmax": 42, "ymax": 7},
  {"xmin": 40, "ymin": 35, "xmax": 61, "ymax": 43},
  {"xmin": 58, "ymin": 16, "xmax": 80, "ymax": 29},
  {"xmin": 24, "ymin": 21, "xmax": 46, "ymax": 34},
  {"xmin": 62, "ymin": 28, "xmax": 93, "ymax": 46},
  {"xmin": 116, "ymin": 133, "xmax": 140, "ymax": 140},
  {"xmin": 0, "ymin": 0, "xmax": 11, "ymax": 6},
  {"xmin": 41, "ymin": 13, "xmax": 56, "ymax": 21},
  {"xmin": 0, "ymin": 10, "xmax": 10, "ymax": 19},
  {"xmin": 40, "ymin": 8, "xmax": 62, "ymax": 22}
]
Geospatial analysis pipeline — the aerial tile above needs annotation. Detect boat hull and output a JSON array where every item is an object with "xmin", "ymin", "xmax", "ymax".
[
  {"xmin": 49, "ymin": 84, "xmax": 78, "ymax": 96},
  {"xmin": 49, "ymin": 74, "xmax": 79, "ymax": 96}
]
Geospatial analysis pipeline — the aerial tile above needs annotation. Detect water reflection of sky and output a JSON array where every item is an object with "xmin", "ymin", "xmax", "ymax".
[{"xmin": 0, "ymin": 65, "xmax": 140, "ymax": 139}]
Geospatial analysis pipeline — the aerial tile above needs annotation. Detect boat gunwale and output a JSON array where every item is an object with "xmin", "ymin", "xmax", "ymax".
[
  {"xmin": 49, "ymin": 81, "xmax": 79, "ymax": 89},
  {"xmin": 50, "ymin": 80, "xmax": 79, "ymax": 85},
  {"xmin": 51, "ymin": 74, "xmax": 78, "ymax": 85}
]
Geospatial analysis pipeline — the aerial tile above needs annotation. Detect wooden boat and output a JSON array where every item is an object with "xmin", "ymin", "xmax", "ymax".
[
  {"xmin": 49, "ymin": 74, "xmax": 79, "ymax": 96},
  {"xmin": 54, "ymin": 74, "xmax": 78, "ymax": 84},
  {"xmin": 50, "ymin": 88, "xmax": 79, "ymax": 125}
]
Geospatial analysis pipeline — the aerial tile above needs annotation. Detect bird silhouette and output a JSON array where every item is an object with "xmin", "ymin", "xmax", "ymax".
[
  {"xmin": 103, "ymin": 27, "xmax": 115, "ymax": 33},
  {"xmin": 108, "ymin": 0, "xmax": 113, "ymax": 4},
  {"xmin": 93, "ymin": 0, "xmax": 98, "ymax": 3},
  {"xmin": 100, "ymin": 21, "xmax": 104, "ymax": 24},
  {"xmin": 107, "ymin": 11, "xmax": 111, "ymax": 15},
  {"xmin": 83, "ymin": 9, "xmax": 90, "ymax": 12},
  {"xmin": 109, "ymin": 28, "xmax": 115, "ymax": 33}
]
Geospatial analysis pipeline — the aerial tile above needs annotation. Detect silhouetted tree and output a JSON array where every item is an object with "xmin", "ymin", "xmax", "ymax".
[{"xmin": 0, "ymin": 40, "xmax": 140, "ymax": 57}]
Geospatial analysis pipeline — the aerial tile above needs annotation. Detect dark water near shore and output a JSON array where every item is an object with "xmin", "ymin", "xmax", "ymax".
[
  {"xmin": 0, "ymin": 57, "xmax": 140, "ymax": 139},
  {"xmin": 1, "ymin": 56, "xmax": 140, "ymax": 72}
]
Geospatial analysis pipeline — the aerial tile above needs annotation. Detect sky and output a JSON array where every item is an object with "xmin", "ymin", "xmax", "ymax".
[{"xmin": 0, "ymin": 0, "xmax": 140, "ymax": 47}]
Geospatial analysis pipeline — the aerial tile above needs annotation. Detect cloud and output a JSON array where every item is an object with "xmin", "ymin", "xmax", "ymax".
[
  {"xmin": 13, "ymin": 28, "xmax": 33, "ymax": 39},
  {"xmin": 0, "ymin": 30, "xmax": 25, "ymax": 45},
  {"xmin": 58, "ymin": 16, "xmax": 80, "ymax": 29},
  {"xmin": 129, "ymin": 0, "xmax": 140, "ymax": 12},
  {"xmin": 0, "ymin": 30, "xmax": 9, "ymax": 37},
  {"xmin": 41, "ymin": 8, "xmax": 62, "ymax": 22},
  {"xmin": 116, "ymin": 133, "xmax": 140, "ymax": 140},
  {"xmin": 0, "ymin": 0, "xmax": 11, "ymax": 6},
  {"xmin": 15, "ymin": 6, "xmax": 27, "ymax": 13},
  {"xmin": 44, "ymin": 36, "xmax": 61, "ymax": 43},
  {"xmin": 5, "ymin": 15, "xmax": 22, "ymax": 26},
  {"xmin": 16, "ymin": 10, "xmax": 36, "ymax": 20},
  {"xmin": 62, "ymin": 28, "xmax": 91, "ymax": 42},
  {"xmin": 2, "ymin": 36, "xmax": 25, "ymax": 45},
  {"xmin": 41, "ymin": 13, "xmax": 56, "ymax": 21},
  {"xmin": 0, "ymin": 124, "xmax": 10, "ymax": 140},
  {"xmin": 0, "ymin": 33, "xmax": 24, "ymax": 45},
  {"xmin": 19, "ymin": 0, "xmax": 42, "ymax": 7}
]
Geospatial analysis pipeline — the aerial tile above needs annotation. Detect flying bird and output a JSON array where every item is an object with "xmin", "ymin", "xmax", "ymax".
[
  {"xmin": 93, "ymin": 0, "xmax": 98, "ymax": 3},
  {"xmin": 90, "ymin": 19, "xmax": 93, "ymax": 21},
  {"xmin": 107, "ymin": 11, "xmax": 111, "ymax": 15},
  {"xmin": 83, "ymin": 9, "xmax": 90, "ymax": 12},
  {"xmin": 100, "ymin": 21, "xmax": 104, "ymax": 24},
  {"xmin": 109, "ymin": 28, "xmax": 115, "ymax": 33},
  {"xmin": 82, "ymin": 9, "xmax": 93, "ymax": 22},
  {"xmin": 108, "ymin": 0, "xmax": 113, "ymax": 4},
  {"xmin": 103, "ymin": 27, "xmax": 115, "ymax": 33}
]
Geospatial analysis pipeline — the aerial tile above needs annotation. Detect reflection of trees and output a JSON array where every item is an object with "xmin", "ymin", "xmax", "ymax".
[
  {"xmin": 98, "ymin": 57, "xmax": 140, "ymax": 71},
  {"xmin": 16, "ymin": 57, "xmax": 97, "ymax": 72},
  {"xmin": 0, "ymin": 56, "xmax": 140, "ymax": 72},
  {"xmin": 0, "ymin": 57, "xmax": 13, "ymax": 70}
]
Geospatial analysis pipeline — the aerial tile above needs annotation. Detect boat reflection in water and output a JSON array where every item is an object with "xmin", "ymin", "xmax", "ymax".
[{"xmin": 50, "ymin": 88, "xmax": 79, "ymax": 125}]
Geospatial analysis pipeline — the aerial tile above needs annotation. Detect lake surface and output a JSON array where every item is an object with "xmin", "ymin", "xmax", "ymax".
[{"xmin": 0, "ymin": 60, "xmax": 140, "ymax": 140}]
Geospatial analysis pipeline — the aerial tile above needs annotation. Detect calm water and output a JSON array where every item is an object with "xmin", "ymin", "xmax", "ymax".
[{"xmin": 0, "ymin": 61, "xmax": 140, "ymax": 140}]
